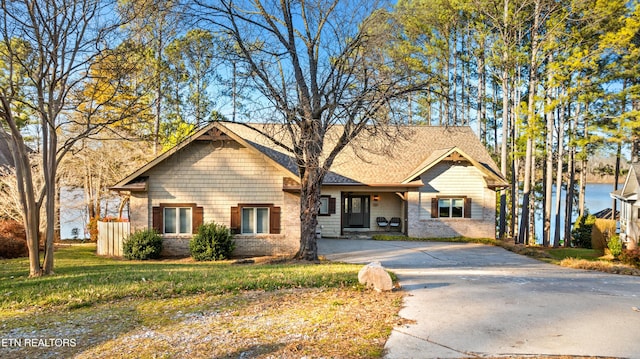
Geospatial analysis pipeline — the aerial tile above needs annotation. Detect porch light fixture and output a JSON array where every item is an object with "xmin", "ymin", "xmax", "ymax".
[{"xmin": 373, "ymin": 194, "xmax": 380, "ymax": 201}]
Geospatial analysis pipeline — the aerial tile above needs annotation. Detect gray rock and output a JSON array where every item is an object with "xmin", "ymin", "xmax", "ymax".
[{"xmin": 358, "ymin": 262, "xmax": 393, "ymax": 292}]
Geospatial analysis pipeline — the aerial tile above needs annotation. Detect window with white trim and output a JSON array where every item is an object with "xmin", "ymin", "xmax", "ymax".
[
  {"xmin": 438, "ymin": 198, "xmax": 464, "ymax": 218},
  {"xmin": 164, "ymin": 207, "xmax": 192, "ymax": 234},
  {"xmin": 242, "ymin": 207, "xmax": 270, "ymax": 234}
]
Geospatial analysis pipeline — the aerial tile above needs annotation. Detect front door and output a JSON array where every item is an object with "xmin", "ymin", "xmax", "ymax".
[{"xmin": 343, "ymin": 195, "xmax": 370, "ymax": 228}]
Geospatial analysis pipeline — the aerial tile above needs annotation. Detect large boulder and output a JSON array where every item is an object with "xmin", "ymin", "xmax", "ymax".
[{"xmin": 358, "ymin": 262, "xmax": 393, "ymax": 292}]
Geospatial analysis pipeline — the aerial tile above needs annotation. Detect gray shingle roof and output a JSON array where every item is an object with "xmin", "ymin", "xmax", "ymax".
[
  {"xmin": 223, "ymin": 123, "xmax": 505, "ymax": 186},
  {"xmin": 113, "ymin": 121, "xmax": 507, "ymax": 189}
]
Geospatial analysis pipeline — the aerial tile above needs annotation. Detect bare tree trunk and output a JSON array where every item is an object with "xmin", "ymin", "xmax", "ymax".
[
  {"xmin": 578, "ymin": 105, "xmax": 588, "ymax": 217},
  {"xmin": 42, "ymin": 122, "xmax": 57, "ymax": 274},
  {"xmin": 543, "ymin": 51, "xmax": 555, "ymax": 247},
  {"xmin": 493, "ymin": 80, "xmax": 499, "ymax": 154},
  {"xmin": 613, "ymin": 142, "xmax": 621, "ymax": 220},
  {"xmin": 543, "ymin": 84, "xmax": 554, "ymax": 247},
  {"xmin": 477, "ymin": 38, "xmax": 486, "ymax": 145},
  {"xmin": 518, "ymin": 0, "xmax": 541, "ymax": 246},
  {"xmin": 1, "ymin": 112, "xmax": 42, "ymax": 276},
  {"xmin": 564, "ymin": 103, "xmax": 577, "ymax": 247},
  {"xmin": 498, "ymin": 50, "xmax": 509, "ymax": 240},
  {"xmin": 529, "ymin": 149, "xmax": 536, "ymax": 244},
  {"xmin": 553, "ymin": 105, "xmax": 565, "ymax": 247}
]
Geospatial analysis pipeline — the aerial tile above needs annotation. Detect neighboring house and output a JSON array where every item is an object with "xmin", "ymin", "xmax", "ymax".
[
  {"xmin": 110, "ymin": 122, "xmax": 508, "ymax": 257},
  {"xmin": 610, "ymin": 163, "xmax": 640, "ymax": 249},
  {"xmin": 0, "ymin": 131, "xmax": 17, "ymax": 170}
]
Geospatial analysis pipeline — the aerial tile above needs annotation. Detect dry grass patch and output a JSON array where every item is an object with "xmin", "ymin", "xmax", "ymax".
[
  {"xmin": 2, "ymin": 288, "xmax": 405, "ymax": 359},
  {"xmin": 559, "ymin": 258, "xmax": 640, "ymax": 275},
  {"xmin": 1, "ymin": 245, "xmax": 406, "ymax": 358}
]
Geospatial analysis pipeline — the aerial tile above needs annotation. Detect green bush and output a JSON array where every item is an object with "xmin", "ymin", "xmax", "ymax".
[
  {"xmin": 620, "ymin": 248, "xmax": 640, "ymax": 268},
  {"xmin": 190, "ymin": 222, "xmax": 235, "ymax": 261},
  {"xmin": 123, "ymin": 229, "xmax": 162, "ymax": 260},
  {"xmin": 608, "ymin": 235, "xmax": 623, "ymax": 259},
  {"xmin": 571, "ymin": 213, "xmax": 595, "ymax": 248}
]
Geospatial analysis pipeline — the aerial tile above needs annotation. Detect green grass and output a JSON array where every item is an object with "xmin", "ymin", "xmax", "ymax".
[
  {"xmin": 0, "ymin": 244, "xmax": 403, "ymax": 358},
  {"xmin": 543, "ymin": 248, "xmax": 604, "ymax": 261},
  {"xmin": 0, "ymin": 244, "xmax": 361, "ymax": 316},
  {"xmin": 372, "ymin": 234, "xmax": 501, "ymax": 246}
]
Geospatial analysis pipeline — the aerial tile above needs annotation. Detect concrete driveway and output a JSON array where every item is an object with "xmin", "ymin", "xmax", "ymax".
[{"xmin": 318, "ymin": 239, "xmax": 640, "ymax": 359}]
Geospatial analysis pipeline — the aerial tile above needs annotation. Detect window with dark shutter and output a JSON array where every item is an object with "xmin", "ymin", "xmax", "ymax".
[
  {"xmin": 153, "ymin": 203, "xmax": 200, "ymax": 234},
  {"xmin": 152, "ymin": 206, "xmax": 163, "ymax": 232},
  {"xmin": 232, "ymin": 204, "xmax": 281, "ymax": 234},
  {"xmin": 193, "ymin": 206, "xmax": 204, "ymax": 233},
  {"xmin": 230, "ymin": 206, "xmax": 240, "ymax": 234},
  {"xmin": 431, "ymin": 198, "xmax": 438, "ymax": 218},
  {"xmin": 464, "ymin": 198, "xmax": 472, "ymax": 218},
  {"xmin": 432, "ymin": 196, "xmax": 472, "ymax": 218},
  {"xmin": 270, "ymin": 206, "xmax": 281, "ymax": 234}
]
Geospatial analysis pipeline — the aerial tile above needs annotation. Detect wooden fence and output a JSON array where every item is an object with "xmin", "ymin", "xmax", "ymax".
[{"xmin": 97, "ymin": 221, "xmax": 130, "ymax": 257}]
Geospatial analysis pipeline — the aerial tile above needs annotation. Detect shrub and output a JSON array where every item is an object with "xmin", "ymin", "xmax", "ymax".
[
  {"xmin": 123, "ymin": 229, "xmax": 162, "ymax": 260},
  {"xmin": 87, "ymin": 216, "xmax": 99, "ymax": 242},
  {"xmin": 0, "ymin": 219, "xmax": 28, "ymax": 259},
  {"xmin": 571, "ymin": 213, "xmax": 595, "ymax": 248},
  {"xmin": 620, "ymin": 248, "xmax": 640, "ymax": 268},
  {"xmin": 190, "ymin": 222, "xmax": 235, "ymax": 261},
  {"xmin": 608, "ymin": 235, "xmax": 623, "ymax": 259}
]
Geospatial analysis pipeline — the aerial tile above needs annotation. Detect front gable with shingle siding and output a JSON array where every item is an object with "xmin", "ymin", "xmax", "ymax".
[
  {"xmin": 122, "ymin": 131, "xmax": 300, "ymax": 257},
  {"xmin": 408, "ymin": 158, "xmax": 497, "ymax": 238}
]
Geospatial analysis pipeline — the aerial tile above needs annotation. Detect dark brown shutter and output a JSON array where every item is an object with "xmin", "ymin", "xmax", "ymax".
[
  {"xmin": 230, "ymin": 206, "xmax": 240, "ymax": 234},
  {"xmin": 464, "ymin": 197, "xmax": 472, "ymax": 218},
  {"xmin": 193, "ymin": 206, "xmax": 204, "ymax": 233},
  {"xmin": 270, "ymin": 206, "xmax": 281, "ymax": 234},
  {"xmin": 329, "ymin": 197, "xmax": 336, "ymax": 214},
  {"xmin": 431, "ymin": 198, "xmax": 438, "ymax": 218},
  {"xmin": 152, "ymin": 206, "xmax": 163, "ymax": 233}
]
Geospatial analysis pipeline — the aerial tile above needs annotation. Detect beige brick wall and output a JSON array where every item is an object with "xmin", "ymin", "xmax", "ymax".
[
  {"xmin": 408, "ymin": 162, "xmax": 497, "ymax": 239},
  {"xmin": 129, "ymin": 140, "xmax": 300, "ymax": 257}
]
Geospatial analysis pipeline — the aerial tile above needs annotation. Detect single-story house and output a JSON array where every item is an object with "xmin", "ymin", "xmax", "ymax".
[
  {"xmin": 610, "ymin": 163, "xmax": 640, "ymax": 249},
  {"xmin": 110, "ymin": 122, "xmax": 508, "ymax": 257}
]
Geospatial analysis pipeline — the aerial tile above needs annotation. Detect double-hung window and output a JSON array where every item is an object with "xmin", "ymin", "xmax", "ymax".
[
  {"xmin": 438, "ymin": 198, "xmax": 464, "ymax": 218},
  {"xmin": 152, "ymin": 203, "xmax": 203, "ymax": 235},
  {"xmin": 231, "ymin": 204, "xmax": 281, "ymax": 235},
  {"xmin": 431, "ymin": 197, "xmax": 471, "ymax": 218},
  {"xmin": 164, "ymin": 207, "xmax": 192, "ymax": 234},
  {"xmin": 242, "ymin": 207, "xmax": 270, "ymax": 234}
]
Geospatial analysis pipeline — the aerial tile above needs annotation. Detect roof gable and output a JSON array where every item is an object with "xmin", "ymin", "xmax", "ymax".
[
  {"xmin": 111, "ymin": 122, "xmax": 299, "ymax": 189},
  {"xmin": 112, "ymin": 122, "xmax": 507, "ymax": 190},
  {"xmin": 613, "ymin": 163, "xmax": 640, "ymax": 201},
  {"xmin": 401, "ymin": 147, "xmax": 508, "ymax": 187}
]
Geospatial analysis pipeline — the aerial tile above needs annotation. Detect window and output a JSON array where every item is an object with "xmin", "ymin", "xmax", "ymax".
[
  {"xmin": 164, "ymin": 207, "xmax": 192, "ymax": 234},
  {"xmin": 439, "ymin": 198, "xmax": 464, "ymax": 218},
  {"xmin": 319, "ymin": 196, "xmax": 336, "ymax": 216},
  {"xmin": 230, "ymin": 204, "xmax": 281, "ymax": 235},
  {"xmin": 320, "ymin": 197, "xmax": 329, "ymax": 215},
  {"xmin": 152, "ymin": 203, "xmax": 203, "ymax": 235},
  {"xmin": 431, "ymin": 197, "xmax": 471, "ymax": 218},
  {"xmin": 242, "ymin": 207, "xmax": 270, "ymax": 234}
]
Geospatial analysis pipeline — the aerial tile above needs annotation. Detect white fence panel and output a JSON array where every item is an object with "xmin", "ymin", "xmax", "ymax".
[{"xmin": 97, "ymin": 221, "xmax": 130, "ymax": 257}]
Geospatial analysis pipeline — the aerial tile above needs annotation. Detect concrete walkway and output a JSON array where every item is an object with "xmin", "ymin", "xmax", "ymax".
[{"xmin": 318, "ymin": 239, "xmax": 640, "ymax": 359}]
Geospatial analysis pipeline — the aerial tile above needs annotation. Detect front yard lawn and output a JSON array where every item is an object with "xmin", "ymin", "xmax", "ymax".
[{"xmin": 0, "ymin": 245, "xmax": 404, "ymax": 358}]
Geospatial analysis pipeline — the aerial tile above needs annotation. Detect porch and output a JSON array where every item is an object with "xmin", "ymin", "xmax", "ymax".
[{"xmin": 317, "ymin": 189, "xmax": 408, "ymax": 237}]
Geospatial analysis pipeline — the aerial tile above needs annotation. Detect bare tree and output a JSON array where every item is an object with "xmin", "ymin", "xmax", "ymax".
[
  {"xmin": 193, "ymin": 0, "xmax": 428, "ymax": 260},
  {"xmin": 0, "ymin": 0, "xmax": 137, "ymax": 276}
]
